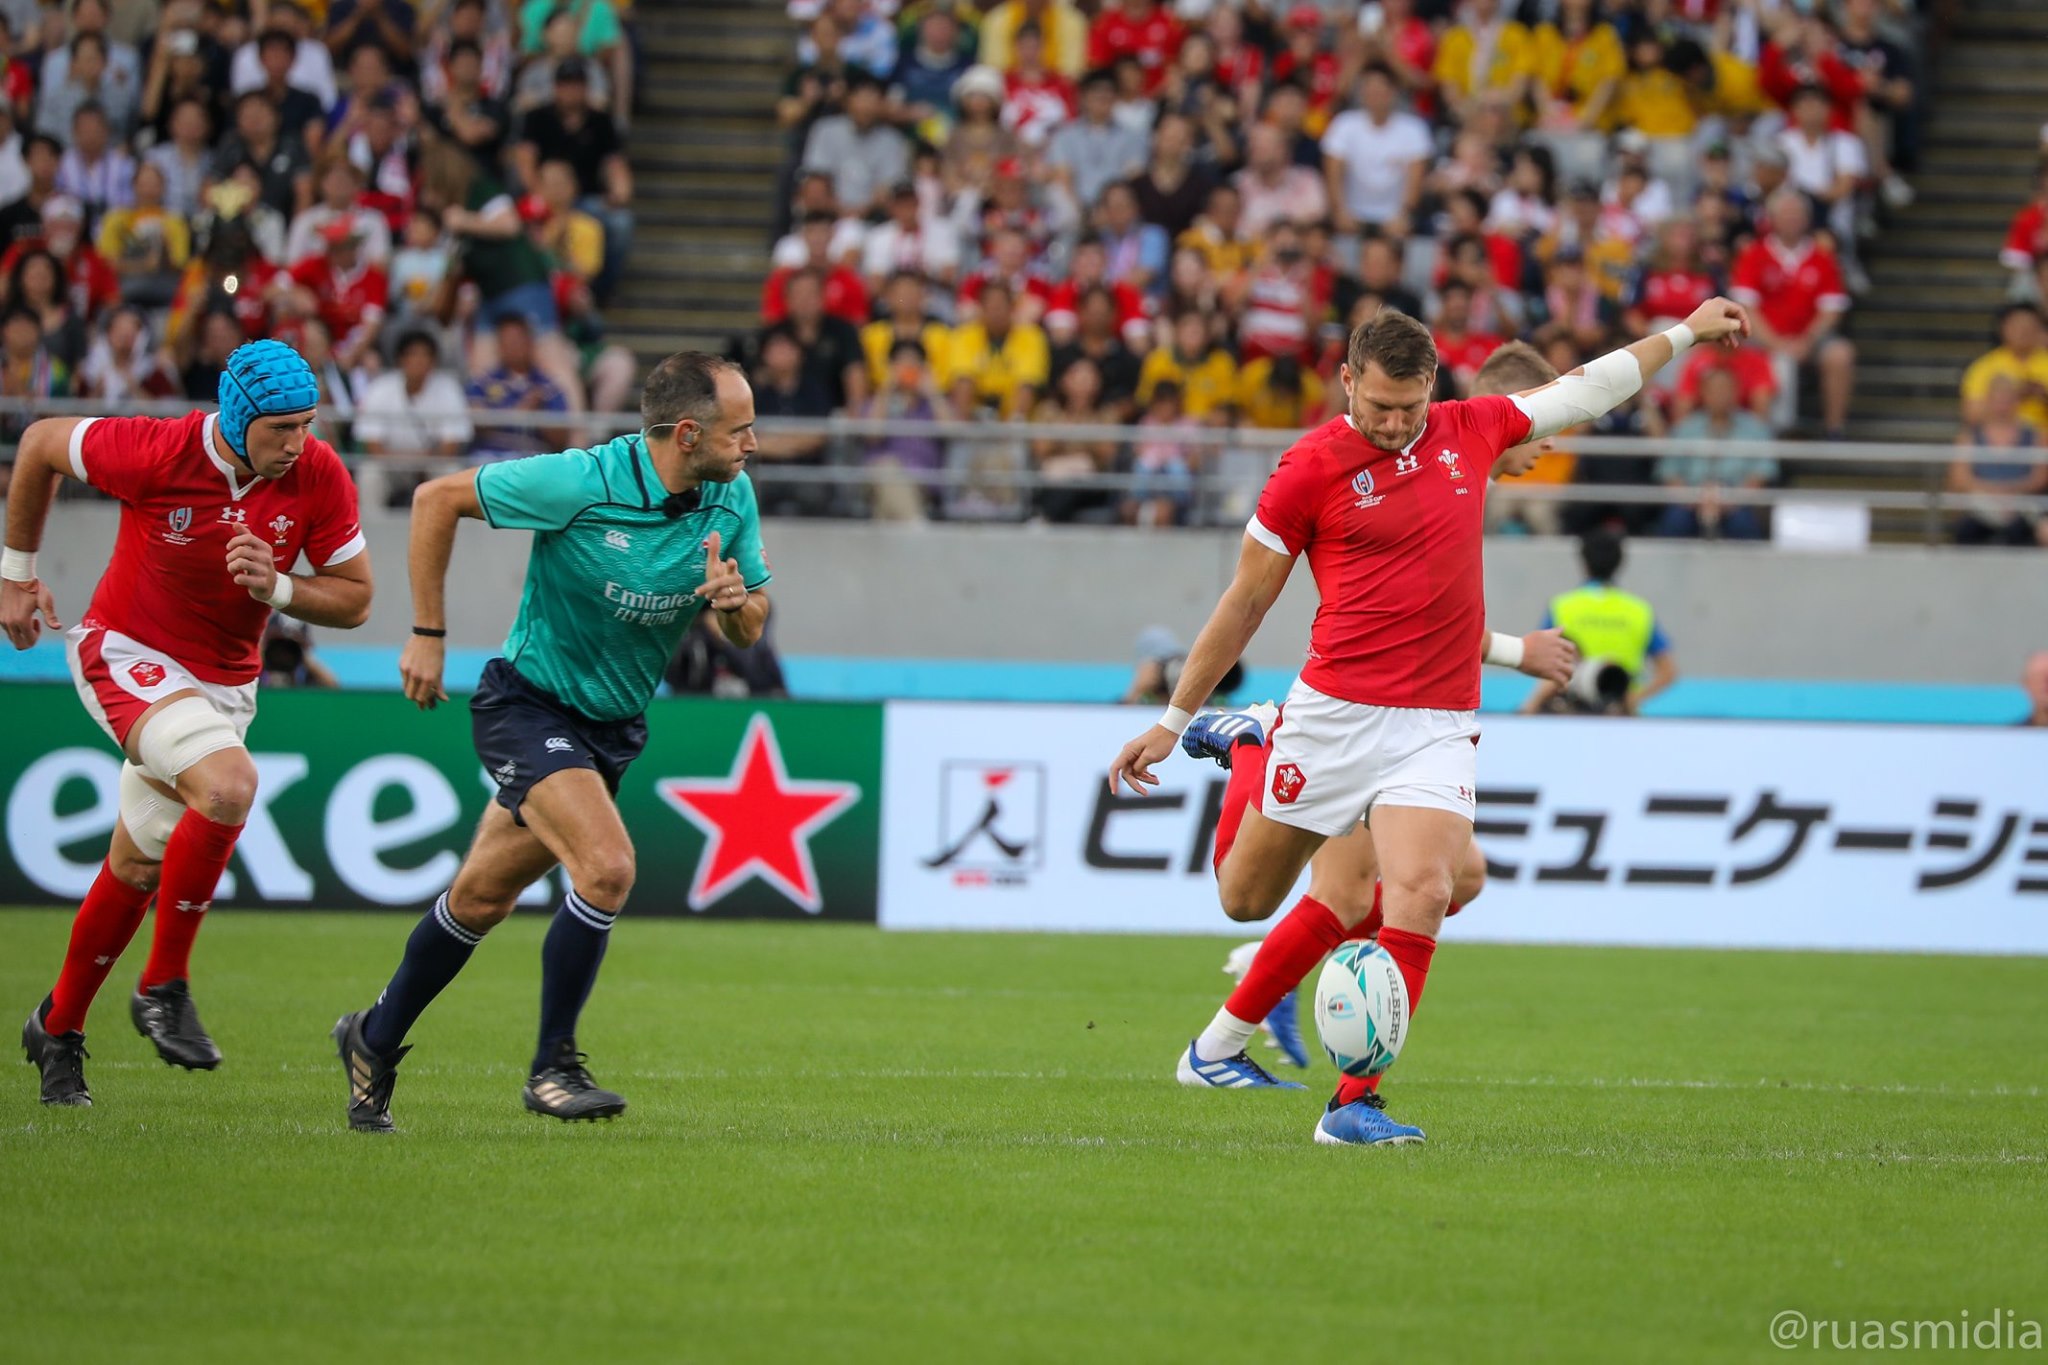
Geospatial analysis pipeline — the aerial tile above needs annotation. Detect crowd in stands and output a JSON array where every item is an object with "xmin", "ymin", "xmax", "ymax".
[
  {"xmin": 749, "ymin": 0, "xmax": 1929, "ymax": 532},
  {"xmin": 0, "ymin": 0, "xmax": 639, "ymax": 501}
]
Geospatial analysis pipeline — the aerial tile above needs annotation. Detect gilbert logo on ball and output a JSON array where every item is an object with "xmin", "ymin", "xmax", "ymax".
[{"xmin": 1313, "ymin": 942, "xmax": 1410, "ymax": 1078}]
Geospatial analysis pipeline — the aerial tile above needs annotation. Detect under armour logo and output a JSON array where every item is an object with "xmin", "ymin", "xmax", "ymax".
[
  {"xmin": 174, "ymin": 899, "xmax": 210, "ymax": 913},
  {"xmin": 219, "ymin": 507, "xmax": 248, "ymax": 524},
  {"xmin": 1395, "ymin": 452, "xmax": 1420, "ymax": 475},
  {"xmin": 545, "ymin": 737, "xmax": 574, "ymax": 753},
  {"xmin": 604, "ymin": 530, "xmax": 631, "ymax": 552}
]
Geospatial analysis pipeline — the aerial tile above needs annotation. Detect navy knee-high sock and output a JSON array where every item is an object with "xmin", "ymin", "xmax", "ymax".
[
  {"xmin": 362, "ymin": 893, "xmax": 479, "ymax": 1056},
  {"xmin": 533, "ymin": 889, "xmax": 615, "ymax": 1072}
]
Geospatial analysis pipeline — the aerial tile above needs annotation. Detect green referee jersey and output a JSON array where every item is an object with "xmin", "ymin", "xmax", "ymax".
[{"xmin": 473, "ymin": 435, "xmax": 772, "ymax": 722}]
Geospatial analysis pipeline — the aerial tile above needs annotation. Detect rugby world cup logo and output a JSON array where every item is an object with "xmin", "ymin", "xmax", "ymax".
[
  {"xmin": 1350, "ymin": 469, "xmax": 1383, "ymax": 510},
  {"xmin": 167, "ymin": 507, "xmax": 192, "ymax": 533}
]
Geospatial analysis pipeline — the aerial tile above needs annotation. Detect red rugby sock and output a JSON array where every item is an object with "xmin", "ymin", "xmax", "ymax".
[
  {"xmin": 1209, "ymin": 737, "xmax": 1271, "ymax": 874},
  {"xmin": 44, "ymin": 861, "xmax": 154, "ymax": 1034},
  {"xmin": 139, "ymin": 810, "xmax": 242, "ymax": 990},
  {"xmin": 1333, "ymin": 926, "xmax": 1437, "ymax": 1106},
  {"xmin": 1224, "ymin": 895, "xmax": 1347, "ymax": 1025}
]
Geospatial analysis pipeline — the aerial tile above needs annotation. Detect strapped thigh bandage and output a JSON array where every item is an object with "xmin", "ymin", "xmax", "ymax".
[
  {"xmin": 119, "ymin": 761, "xmax": 188, "ymax": 860},
  {"xmin": 134, "ymin": 695, "xmax": 244, "ymax": 786}
]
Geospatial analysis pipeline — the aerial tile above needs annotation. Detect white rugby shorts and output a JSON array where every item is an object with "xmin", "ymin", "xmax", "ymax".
[{"xmin": 1259, "ymin": 679, "xmax": 1480, "ymax": 836}]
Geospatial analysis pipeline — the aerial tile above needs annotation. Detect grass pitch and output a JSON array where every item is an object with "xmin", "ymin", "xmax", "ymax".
[{"xmin": 2, "ymin": 909, "xmax": 2044, "ymax": 1364}]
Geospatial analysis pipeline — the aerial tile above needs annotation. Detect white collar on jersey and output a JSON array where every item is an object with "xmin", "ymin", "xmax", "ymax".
[
  {"xmin": 202, "ymin": 413, "xmax": 261, "ymax": 502},
  {"xmin": 1343, "ymin": 413, "xmax": 1428, "ymax": 459}
]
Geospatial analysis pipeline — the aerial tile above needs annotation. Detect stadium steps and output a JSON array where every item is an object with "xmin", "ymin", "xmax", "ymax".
[
  {"xmin": 614, "ymin": 0, "xmax": 789, "ymax": 364},
  {"xmin": 1837, "ymin": 0, "xmax": 2047, "ymax": 450}
]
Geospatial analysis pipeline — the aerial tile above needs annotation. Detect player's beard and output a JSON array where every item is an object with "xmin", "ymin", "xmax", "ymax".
[{"xmin": 1356, "ymin": 407, "xmax": 1428, "ymax": 453}]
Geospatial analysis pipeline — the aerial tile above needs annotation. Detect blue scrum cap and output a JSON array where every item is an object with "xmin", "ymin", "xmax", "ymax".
[{"xmin": 218, "ymin": 339, "xmax": 320, "ymax": 459}]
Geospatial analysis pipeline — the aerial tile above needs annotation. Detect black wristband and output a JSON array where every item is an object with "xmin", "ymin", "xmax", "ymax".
[{"xmin": 412, "ymin": 626, "xmax": 447, "ymax": 638}]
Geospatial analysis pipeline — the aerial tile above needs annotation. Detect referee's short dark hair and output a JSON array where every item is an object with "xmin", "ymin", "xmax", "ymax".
[{"xmin": 643, "ymin": 351, "xmax": 740, "ymax": 431}]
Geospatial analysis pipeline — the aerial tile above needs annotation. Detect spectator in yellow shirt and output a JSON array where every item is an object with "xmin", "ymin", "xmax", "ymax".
[
  {"xmin": 1961, "ymin": 303, "xmax": 2048, "ymax": 432},
  {"xmin": 1235, "ymin": 353, "xmax": 1324, "ymax": 430},
  {"xmin": 97, "ymin": 161, "xmax": 190, "ymax": 307},
  {"xmin": 1432, "ymin": 0, "xmax": 1536, "ymax": 125},
  {"xmin": 977, "ymin": 0, "xmax": 1086, "ymax": 77},
  {"xmin": 1175, "ymin": 183, "xmax": 1251, "ymax": 283},
  {"xmin": 1611, "ymin": 33, "xmax": 1696, "ymax": 139},
  {"xmin": 1138, "ymin": 311, "xmax": 1238, "ymax": 417},
  {"xmin": 1529, "ymin": 0, "xmax": 1623, "ymax": 186},
  {"xmin": 861, "ymin": 270, "xmax": 953, "ymax": 389},
  {"xmin": 530, "ymin": 160, "xmax": 605, "ymax": 282},
  {"xmin": 942, "ymin": 281, "xmax": 1050, "ymax": 416}
]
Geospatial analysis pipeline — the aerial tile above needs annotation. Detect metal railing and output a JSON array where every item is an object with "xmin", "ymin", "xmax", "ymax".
[{"xmin": 6, "ymin": 399, "xmax": 2045, "ymax": 541}]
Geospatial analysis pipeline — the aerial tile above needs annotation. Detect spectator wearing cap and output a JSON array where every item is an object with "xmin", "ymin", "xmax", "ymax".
[
  {"xmin": 888, "ymin": 7, "xmax": 970, "ymax": 132},
  {"xmin": 860, "ymin": 270, "xmax": 950, "ymax": 391},
  {"xmin": 468, "ymin": 312, "xmax": 571, "ymax": 462},
  {"xmin": 761, "ymin": 210, "xmax": 868, "ymax": 326},
  {"xmin": 54, "ymin": 102, "xmax": 135, "ymax": 224},
  {"xmin": 213, "ymin": 90, "xmax": 315, "ymax": 219},
  {"xmin": 861, "ymin": 179, "xmax": 958, "ymax": 294},
  {"xmin": 230, "ymin": 1, "xmax": 339, "ymax": 111},
  {"xmin": 512, "ymin": 6, "xmax": 611, "ymax": 112},
  {"xmin": 1729, "ymin": 189, "xmax": 1856, "ymax": 437},
  {"xmin": 324, "ymin": 0, "xmax": 418, "ymax": 72},
  {"xmin": 1234, "ymin": 121, "xmax": 1325, "ymax": 240},
  {"xmin": 1047, "ymin": 68, "xmax": 1146, "ymax": 212},
  {"xmin": 514, "ymin": 56, "xmax": 630, "ymax": 298},
  {"xmin": 941, "ymin": 279, "xmax": 1047, "ymax": 417},
  {"xmin": 354, "ymin": 327, "xmax": 472, "ymax": 499},
  {"xmin": 1659, "ymin": 363, "xmax": 1777, "ymax": 540},
  {"xmin": 941, "ymin": 64, "xmax": 1017, "ymax": 189},
  {"xmin": 800, "ymin": 69, "xmax": 906, "ymax": 220},
  {"xmin": 1961, "ymin": 303, "xmax": 2048, "ymax": 434},
  {"xmin": 285, "ymin": 156, "xmax": 391, "ymax": 266},
  {"xmin": 748, "ymin": 326, "xmax": 834, "ymax": 518},
  {"xmin": 420, "ymin": 0, "xmax": 512, "ymax": 106},
  {"xmin": 1431, "ymin": 0, "xmax": 1534, "ymax": 127},
  {"xmin": 997, "ymin": 29, "xmax": 1074, "ymax": 151},
  {"xmin": 143, "ymin": 97, "xmax": 212, "ymax": 218},
  {"xmin": 1321, "ymin": 63, "xmax": 1431, "ymax": 242},
  {"xmin": 95, "ymin": 160, "xmax": 188, "ymax": 306},
  {"xmin": 246, "ymin": 25, "xmax": 328, "ymax": 151},
  {"xmin": 1948, "ymin": 371, "xmax": 2046, "ymax": 548},
  {"xmin": 283, "ymin": 215, "xmax": 387, "ymax": 368},
  {"xmin": 978, "ymin": 0, "xmax": 1086, "ymax": 77}
]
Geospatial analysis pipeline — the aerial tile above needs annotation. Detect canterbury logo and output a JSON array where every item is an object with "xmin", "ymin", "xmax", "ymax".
[
  {"xmin": 604, "ymin": 530, "xmax": 631, "ymax": 552},
  {"xmin": 545, "ymin": 738, "xmax": 573, "ymax": 753}
]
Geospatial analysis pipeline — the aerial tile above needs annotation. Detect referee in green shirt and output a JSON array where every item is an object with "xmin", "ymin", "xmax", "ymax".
[{"xmin": 334, "ymin": 353, "xmax": 772, "ymax": 1131}]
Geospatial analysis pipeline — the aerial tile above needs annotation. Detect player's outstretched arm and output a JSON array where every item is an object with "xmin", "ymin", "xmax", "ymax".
[
  {"xmin": 1, "ymin": 418, "xmax": 91, "ymax": 648},
  {"xmin": 1108, "ymin": 534, "xmax": 1294, "ymax": 796},
  {"xmin": 399, "ymin": 468, "xmax": 487, "ymax": 710},
  {"xmin": 229, "ymin": 529, "xmax": 373, "ymax": 630},
  {"xmin": 1512, "ymin": 298, "xmax": 1752, "ymax": 442}
]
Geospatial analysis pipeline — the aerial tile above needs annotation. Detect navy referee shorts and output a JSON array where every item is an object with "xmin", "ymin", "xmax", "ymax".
[{"xmin": 470, "ymin": 658, "xmax": 649, "ymax": 826}]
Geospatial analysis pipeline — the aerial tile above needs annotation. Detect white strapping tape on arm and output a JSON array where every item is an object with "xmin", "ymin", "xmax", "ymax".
[
  {"xmin": 1511, "ymin": 348, "xmax": 1646, "ymax": 442},
  {"xmin": 135, "ymin": 696, "xmax": 243, "ymax": 785},
  {"xmin": 262, "ymin": 574, "xmax": 295, "ymax": 611},
  {"xmin": 0, "ymin": 547, "xmax": 34, "ymax": 582},
  {"xmin": 1483, "ymin": 631, "xmax": 1525, "ymax": 669},
  {"xmin": 1158, "ymin": 705, "xmax": 1194, "ymax": 736}
]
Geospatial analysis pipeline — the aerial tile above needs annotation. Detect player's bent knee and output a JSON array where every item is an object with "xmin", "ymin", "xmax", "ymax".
[
  {"xmin": 1452, "ymin": 857, "xmax": 1487, "ymax": 908},
  {"xmin": 140, "ymin": 699, "xmax": 254, "ymax": 822},
  {"xmin": 108, "ymin": 842, "xmax": 161, "ymax": 893},
  {"xmin": 569, "ymin": 851, "xmax": 635, "ymax": 911}
]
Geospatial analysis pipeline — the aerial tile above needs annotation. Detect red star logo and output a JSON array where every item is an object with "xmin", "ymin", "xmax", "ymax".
[{"xmin": 656, "ymin": 715, "xmax": 860, "ymax": 913}]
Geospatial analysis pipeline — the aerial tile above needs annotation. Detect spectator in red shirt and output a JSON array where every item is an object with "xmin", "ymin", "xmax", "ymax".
[
  {"xmin": 285, "ymin": 218, "xmax": 388, "ymax": 369},
  {"xmin": 1, "ymin": 196, "xmax": 121, "ymax": 321},
  {"xmin": 1271, "ymin": 6, "xmax": 1339, "ymax": 123},
  {"xmin": 761, "ymin": 210, "xmax": 870, "ymax": 326},
  {"xmin": 1435, "ymin": 188, "xmax": 1523, "ymax": 292},
  {"xmin": 958, "ymin": 225, "xmax": 1053, "ymax": 324},
  {"xmin": 1625, "ymin": 216, "xmax": 1719, "ymax": 336},
  {"xmin": 1730, "ymin": 189, "xmax": 1856, "ymax": 437},
  {"xmin": 1042, "ymin": 233, "xmax": 1148, "ymax": 348},
  {"xmin": 1205, "ymin": 7, "xmax": 1263, "ymax": 113},
  {"xmin": 1432, "ymin": 279, "xmax": 1504, "ymax": 396},
  {"xmin": 1670, "ymin": 344, "xmax": 1780, "ymax": 427},
  {"xmin": 1000, "ymin": 27, "xmax": 1075, "ymax": 149},
  {"xmin": 1087, "ymin": 0, "xmax": 1182, "ymax": 95},
  {"xmin": 1369, "ymin": 0, "xmax": 1438, "ymax": 117},
  {"xmin": 2002, "ymin": 164, "xmax": 2048, "ymax": 275},
  {"xmin": 1227, "ymin": 217, "xmax": 1319, "ymax": 361},
  {"xmin": 1760, "ymin": 13, "xmax": 1862, "ymax": 131}
]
